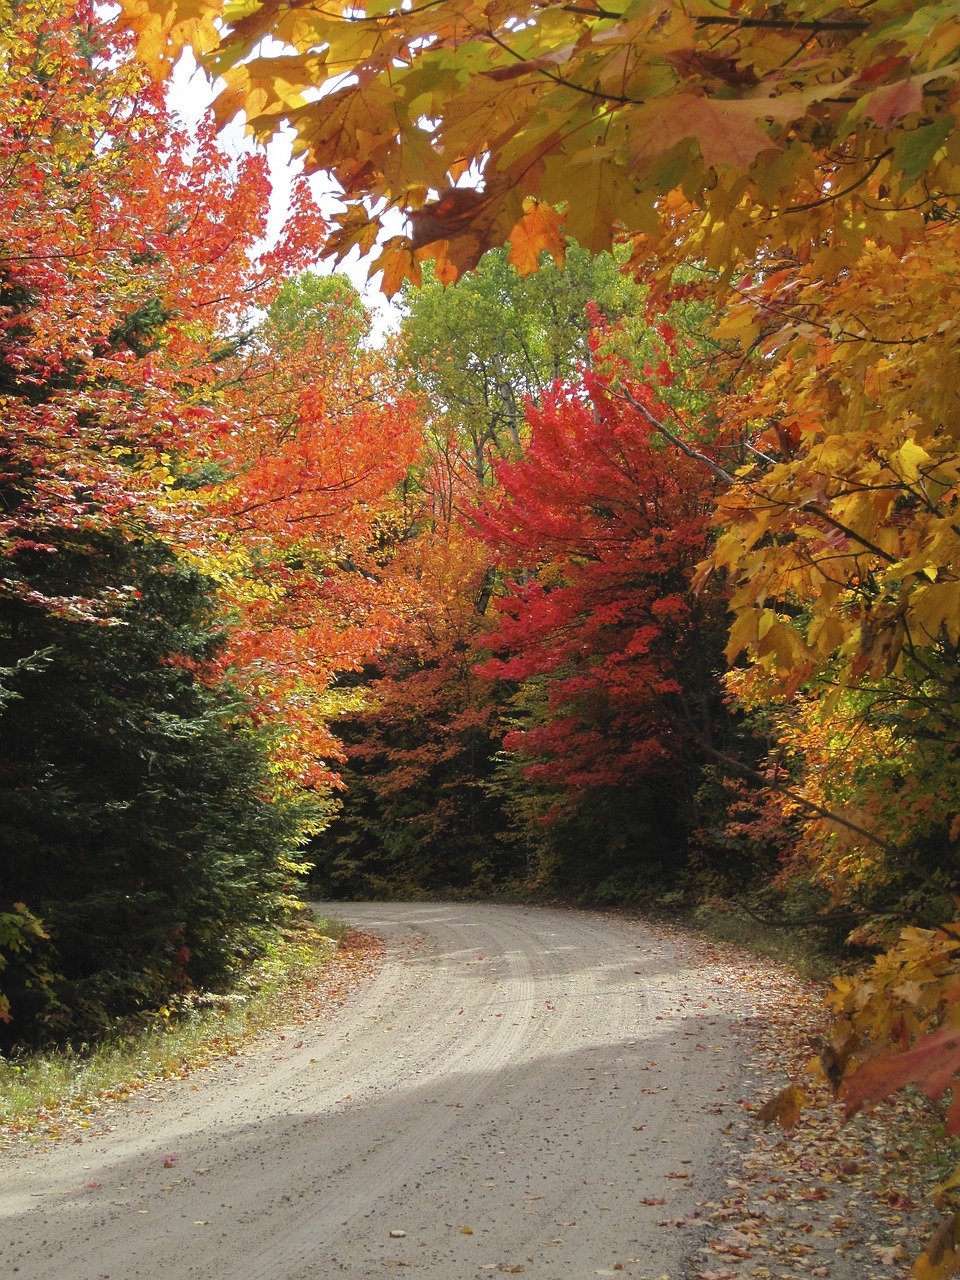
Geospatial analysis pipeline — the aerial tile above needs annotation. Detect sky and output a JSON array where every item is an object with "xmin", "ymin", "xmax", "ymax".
[{"xmin": 166, "ymin": 52, "xmax": 402, "ymax": 343}]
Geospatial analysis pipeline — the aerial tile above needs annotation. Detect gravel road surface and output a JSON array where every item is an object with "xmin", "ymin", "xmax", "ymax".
[{"xmin": 0, "ymin": 902, "xmax": 763, "ymax": 1280}]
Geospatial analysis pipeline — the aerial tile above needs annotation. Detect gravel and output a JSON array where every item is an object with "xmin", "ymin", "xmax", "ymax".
[{"xmin": 1, "ymin": 901, "xmax": 929, "ymax": 1280}]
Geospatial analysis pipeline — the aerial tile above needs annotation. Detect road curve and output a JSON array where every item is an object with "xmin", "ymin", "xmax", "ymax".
[{"xmin": 1, "ymin": 902, "xmax": 760, "ymax": 1279}]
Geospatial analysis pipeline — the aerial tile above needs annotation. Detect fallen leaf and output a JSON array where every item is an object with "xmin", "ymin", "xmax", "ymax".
[
  {"xmin": 872, "ymin": 1244, "xmax": 907, "ymax": 1265},
  {"xmin": 460, "ymin": 1226, "xmax": 474, "ymax": 1234},
  {"xmin": 888, "ymin": 1191, "xmax": 917, "ymax": 1210},
  {"xmin": 710, "ymin": 1240, "xmax": 751, "ymax": 1258}
]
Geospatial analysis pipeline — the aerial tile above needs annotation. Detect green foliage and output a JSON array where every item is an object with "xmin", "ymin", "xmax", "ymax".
[
  {"xmin": 488, "ymin": 740, "xmax": 686, "ymax": 905},
  {"xmin": 0, "ymin": 914, "xmax": 346, "ymax": 1138},
  {"xmin": 399, "ymin": 244, "xmax": 643, "ymax": 481},
  {"xmin": 262, "ymin": 270, "xmax": 370, "ymax": 350},
  {"xmin": 0, "ymin": 533, "xmax": 310, "ymax": 1047}
]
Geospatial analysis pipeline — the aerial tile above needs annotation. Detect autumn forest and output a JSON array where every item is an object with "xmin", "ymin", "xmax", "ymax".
[{"xmin": 4, "ymin": 0, "xmax": 960, "ymax": 1252}]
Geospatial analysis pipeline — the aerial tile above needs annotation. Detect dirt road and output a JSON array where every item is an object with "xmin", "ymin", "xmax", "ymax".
[{"xmin": 0, "ymin": 903, "xmax": 762, "ymax": 1279}]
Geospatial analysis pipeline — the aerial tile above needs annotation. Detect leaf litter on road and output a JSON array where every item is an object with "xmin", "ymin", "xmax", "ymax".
[{"xmin": 660, "ymin": 926, "xmax": 957, "ymax": 1280}]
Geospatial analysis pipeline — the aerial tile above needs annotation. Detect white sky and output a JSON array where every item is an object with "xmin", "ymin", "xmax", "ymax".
[{"xmin": 166, "ymin": 52, "xmax": 402, "ymax": 342}]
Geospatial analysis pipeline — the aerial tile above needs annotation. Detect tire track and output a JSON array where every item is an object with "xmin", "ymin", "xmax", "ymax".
[{"xmin": 1, "ymin": 903, "xmax": 760, "ymax": 1280}]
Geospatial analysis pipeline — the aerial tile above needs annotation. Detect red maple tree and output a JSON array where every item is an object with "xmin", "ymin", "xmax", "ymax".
[{"xmin": 474, "ymin": 369, "xmax": 727, "ymax": 794}]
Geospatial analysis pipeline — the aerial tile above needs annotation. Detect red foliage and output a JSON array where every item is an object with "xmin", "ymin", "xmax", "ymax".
[
  {"xmin": 473, "ymin": 372, "xmax": 724, "ymax": 789},
  {"xmin": 0, "ymin": 0, "xmax": 327, "ymax": 592},
  {"xmin": 0, "ymin": 2, "xmax": 428, "ymax": 790}
]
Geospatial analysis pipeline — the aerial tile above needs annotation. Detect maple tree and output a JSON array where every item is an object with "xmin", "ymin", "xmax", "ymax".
[
  {"xmin": 1, "ymin": 0, "xmax": 325, "ymax": 600},
  {"xmin": 477, "ymin": 370, "xmax": 722, "ymax": 783},
  {"xmin": 467, "ymin": 354, "xmax": 743, "ymax": 895},
  {"xmin": 185, "ymin": 270, "xmax": 424, "ymax": 796}
]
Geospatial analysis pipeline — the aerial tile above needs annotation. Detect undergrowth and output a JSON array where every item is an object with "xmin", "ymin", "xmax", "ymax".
[
  {"xmin": 0, "ymin": 912, "xmax": 349, "ymax": 1144},
  {"xmin": 688, "ymin": 898, "xmax": 847, "ymax": 984}
]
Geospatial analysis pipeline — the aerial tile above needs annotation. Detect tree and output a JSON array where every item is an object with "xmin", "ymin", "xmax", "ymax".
[
  {"xmin": 0, "ymin": 535, "xmax": 308, "ymax": 1045},
  {"xmin": 190, "ymin": 271, "xmax": 424, "ymax": 794},
  {"xmin": 399, "ymin": 245, "xmax": 641, "ymax": 483},
  {"xmin": 312, "ymin": 480, "xmax": 518, "ymax": 897},
  {"xmin": 0, "ymin": 0, "xmax": 328, "ymax": 1042},
  {"xmin": 472, "ymin": 365, "xmax": 732, "ymax": 894},
  {"xmin": 0, "ymin": 0, "xmax": 326, "ymax": 602},
  {"xmin": 119, "ymin": 0, "xmax": 960, "ymax": 290},
  {"xmin": 262, "ymin": 271, "xmax": 370, "ymax": 352}
]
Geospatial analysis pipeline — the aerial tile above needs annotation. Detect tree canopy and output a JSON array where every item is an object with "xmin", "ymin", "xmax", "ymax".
[
  {"xmin": 399, "ymin": 244, "xmax": 641, "ymax": 483},
  {"xmin": 120, "ymin": 0, "xmax": 960, "ymax": 286}
]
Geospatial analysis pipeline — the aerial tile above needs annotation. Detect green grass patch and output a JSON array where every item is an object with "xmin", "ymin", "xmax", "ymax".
[
  {"xmin": 689, "ymin": 898, "xmax": 842, "ymax": 984},
  {"xmin": 0, "ymin": 912, "xmax": 350, "ymax": 1145}
]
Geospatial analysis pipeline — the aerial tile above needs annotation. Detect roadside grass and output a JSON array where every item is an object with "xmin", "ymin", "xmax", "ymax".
[
  {"xmin": 0, "ymin": 912, "xmax": 351, "ymax": 1144},
  {"xmin": 689, "ymin": 897, "xmax": 844, "ymax": 983}
]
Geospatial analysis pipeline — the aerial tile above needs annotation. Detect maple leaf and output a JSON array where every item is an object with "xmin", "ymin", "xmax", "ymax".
[
  {"xmin": 843, "ymin": 1028, "xmax": 960, "ymax": 1131},
  {"xmin": 912, "ymin": 1209, "xmax": 960, "ymax": 1280},
  {"xmin": 756, "ymin": 1083, "xmax": 806, "ymax": 1131},
  {"xmin": 370, "ymin": 236, "xmax": 423, "ymax": 297},
  {"xmin": 507, "ymin": 201, "xmax": 566, "ymax": 275},
  {"xmin": 627, "ymin": 94, "xmax": 779, "ymax": 170},
  {"xmin": 408, "ymin": 187, "xmax": 493, "ymax": 253},
  {"xmin": 861, "ymin": 76, "xmax": 925, "ymax": 129}
]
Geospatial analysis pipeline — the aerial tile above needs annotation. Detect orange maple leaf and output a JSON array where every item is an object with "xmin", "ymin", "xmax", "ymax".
[
  {"xmin": 507, "ymin": 201, "xmax": 566, "ymax": 276},
  {"xmin": 843, "ymin": 1026, "xmax": 960, "ymax": 1132}
]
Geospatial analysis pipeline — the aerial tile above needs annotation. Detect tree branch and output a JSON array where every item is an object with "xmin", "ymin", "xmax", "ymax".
[
  {"xmin": 610, "ymin": 383, "xmax": 737, "ymax": 485},
  {"xmin": 694, "ymin": 739, "xmax": 946, "ymax": 894}
]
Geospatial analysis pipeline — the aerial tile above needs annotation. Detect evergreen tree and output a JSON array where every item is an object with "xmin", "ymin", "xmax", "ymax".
[{"xmin": 0, "ymin": 533, "xmax": 308, "ymax": 1045}]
